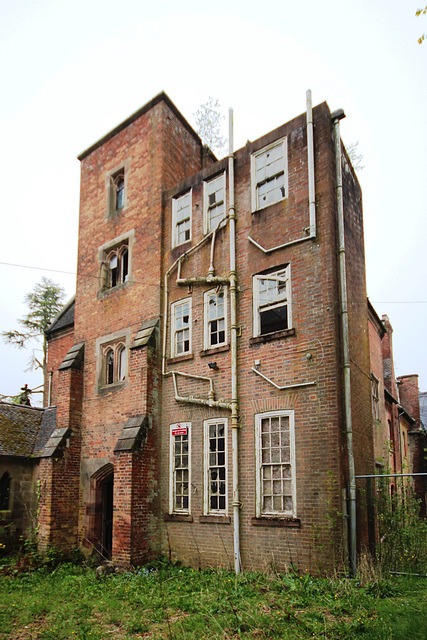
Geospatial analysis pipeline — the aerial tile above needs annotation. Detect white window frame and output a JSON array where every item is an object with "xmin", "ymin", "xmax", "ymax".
[
  {"xmin": 171, "ymin": 298, "xmax": 192, "ymax": 357},
  {"xmin": 169, "ymin": 423, "xmax": 191, "ymax": 514},
  {"xmin": 253, "ymin": 266, "xmax": 292, "ymax": 337},
  {"xmin": 251, "ymin": 137, "xmax": 288, "ymax": 212},
  {"xmin": 371, "ymin": 373, "xmax": 380, "ymax": 421},
  {"xmin": 172, "ymin": 190, "xmax": 192, "ymax": 248},
  {"xmin": 203, "ymin": 418, "xmax": 228, "ymax": 515},
  {"xmin": 255, "ymin": 410, "xmax": 296, "ymax": 518},
  {"xmin": 203, "ymin": 172, "xmax": 226, "ymax": 234},
  {"xmin": 203, "ymin": 287, "xmax": 227, "ymax": 350}
]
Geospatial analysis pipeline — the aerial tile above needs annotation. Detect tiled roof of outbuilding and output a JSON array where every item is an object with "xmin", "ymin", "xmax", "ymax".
[{"xmin": 0, "ymin": 402, "xmax": 57, "ymax": 458}]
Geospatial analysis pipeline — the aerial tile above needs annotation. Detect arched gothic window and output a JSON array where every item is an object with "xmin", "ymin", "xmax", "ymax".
[
  {"xmin": 104, "ymin": 244, "xmax": 129, "ymax": 290},
  {"xmin": 102, "ymin": 343, "xmax": 126, "ymax": 386}
]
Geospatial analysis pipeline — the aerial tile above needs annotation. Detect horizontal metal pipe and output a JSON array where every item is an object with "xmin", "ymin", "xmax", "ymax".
[
  {"xmin": 251, "ymin": 368, "xmax": 316, "ymax": 390},
  {"xmin": 248, "ymin": 233, "xmax": 312, "ymax": 254}
]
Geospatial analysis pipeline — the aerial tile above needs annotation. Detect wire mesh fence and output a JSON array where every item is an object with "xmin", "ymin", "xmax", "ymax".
[{"xmin": 356, "ymin": 473, "xmax": 427, "ymax": 574}]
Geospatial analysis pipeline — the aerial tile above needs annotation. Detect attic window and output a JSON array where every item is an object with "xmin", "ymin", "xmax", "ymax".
[
  {"xmin": 204, "ymin": 173, "xmax": 226, "ymax": 232},
  {"xmin": 251, "ymin": 138, "xmax": 288, "ymax": 212},
  {"xmin": 172, "ymin": 191, "xmax": 192, "ymax": 247},
  {"xmin": 110, "ymin": 169, "xmax": 125, "ymax": 214}
]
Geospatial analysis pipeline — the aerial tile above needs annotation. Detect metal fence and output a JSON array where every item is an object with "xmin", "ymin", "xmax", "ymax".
[{"xmin": 356, "ymin": 473, "xmax": 427, "ymax": 574}]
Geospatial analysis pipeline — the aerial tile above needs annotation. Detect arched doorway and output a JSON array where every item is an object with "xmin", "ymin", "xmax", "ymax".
[{"xmin": 87, "ymin": 464, "xmax": 114, "ymax": 559}]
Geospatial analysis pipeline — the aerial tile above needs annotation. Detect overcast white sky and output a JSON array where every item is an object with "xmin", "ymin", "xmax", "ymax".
[{"xmin": 1, "ymin": 0, "xmax": 426, "ymax": 405}]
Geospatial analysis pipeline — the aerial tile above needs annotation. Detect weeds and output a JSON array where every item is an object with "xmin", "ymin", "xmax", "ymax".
[{"xmin": 0, "ymin": 559, "xmax": 426, "ymax": 639}]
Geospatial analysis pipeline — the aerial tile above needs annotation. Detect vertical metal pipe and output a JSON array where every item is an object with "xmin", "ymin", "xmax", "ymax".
[
  {"xmin": 48, "ymin": 369, "xmax": 53, "ymax": 407},
  {"xmin": 306, "ymin": 90, "xmax": 316, "ymax": 237},
  {"xmin": 229, "ymin": 108, "xmax": 241, "ymax": 574},
  {"xmin": 333, "ymin": 115, "xmax": 357, "ymax": 576}
]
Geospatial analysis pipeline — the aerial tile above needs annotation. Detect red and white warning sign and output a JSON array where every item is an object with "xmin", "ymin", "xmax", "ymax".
[{"xmin": 171, "ymin": 423, "xmax": 188, "ymax": 437}]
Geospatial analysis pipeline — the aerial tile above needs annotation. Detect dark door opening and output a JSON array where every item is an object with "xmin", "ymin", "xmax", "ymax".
[{"xmin": 101, "ymin": 474, "xmax": 113, "ymax": 559}]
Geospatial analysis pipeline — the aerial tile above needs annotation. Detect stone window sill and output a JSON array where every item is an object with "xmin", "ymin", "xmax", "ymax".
[
  {"xmin": 167, "ymin": 353, "xmax": 194, "ymax": 365},
  {"xmin": 98, "ymin": 280, "xmax": 130, "ymax": 299},
  {"xmin": 98, "ymin": 381, "xmax": 126, "ymax": 396},
  {"xmin": 199, "ymin": 515, "xmax": 231, "ymax": 524},
  {"xmin": 251, "ymin": 517, "xmax": 300, "ymax": 528},
  {"xmin": 199, "ymin": 345, "xmax": 230, "ymax": 357},
  {"xmin": 249, "ymin": 328, "xmax": 296, "ymax": 345},
  {"xmin": 164, "ymin": 513, "xmax": 193, "ymax": 523}
]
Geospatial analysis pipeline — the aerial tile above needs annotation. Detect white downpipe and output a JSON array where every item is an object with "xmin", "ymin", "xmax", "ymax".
[
  {"xmin": 333, "ymin": 114, "xmax": 357, "ymax": 576},
  {"xmin": 306, "ymin": 90, "xmax": 316, "ymax": 238},
  {"xmin": 229, "ymin": 108, "xmax": 241, "ymax": 574}
]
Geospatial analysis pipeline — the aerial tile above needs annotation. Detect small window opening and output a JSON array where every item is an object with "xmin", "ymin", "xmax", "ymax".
[
  {"xmin": 116, "ymin": 176, "xmax": 124, "ymax": 210},
  {"xmin": 106, "ymin": 349, "xmax": 114, "ymax": 385},
  {"xmin": 0, "ymin": 472, "xmax": 11, "ymax": 510}
]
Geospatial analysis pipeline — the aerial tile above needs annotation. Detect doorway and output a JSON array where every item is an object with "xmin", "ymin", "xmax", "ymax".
[{"xmin": 101, "ymin": 473, "xmax": 113, "ymax": 558}]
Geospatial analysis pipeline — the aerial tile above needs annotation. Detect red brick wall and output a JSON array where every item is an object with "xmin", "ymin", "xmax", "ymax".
[
  {"xmin": 45, "ymin": 328, "xmax": 74, "ymax": 406},
  {"xmin": 341, "ymin": 147, "xmax": 375, "ymax": 549},
  {"xmin": 69, "ymin": 97, "xmax": 204, "ymax": 564},
  {"xmin": 38, "ymin": 365, "xmax": 83, "ymax": 552},
  {"xmin": 397, "ymin": 375, "xmax": 420, "ymax": 426},
  {"xmin": 159, "ymin": 103, "xmax": 369, "ymax": 573}
]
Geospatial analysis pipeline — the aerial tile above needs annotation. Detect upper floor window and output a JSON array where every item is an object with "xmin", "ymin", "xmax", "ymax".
[
  {"xmin": 171, "ymin": 299, "xmax": 191, "ymax": 356},
  {"xmin": 371, "ymin": 374, "xmax": 380, "ymax": 421},
  {"xmin": 104, "ymin": 243, "xmax": 129, "ymax": 290},
  {"xmin": 204, "ymin": 288, "xmax": 227, "ymax": 349},
  {"xmin": 110, "ymin": 168, "xmax": 126, "ymax": 215},
  {"xmin": 102, "ymin": 341, "xmax": 126, "ymax": 386},
  {"xmin": 98, "ymin": 230, "xmax": 134, "ymax": 294},
  {"xmin": 253, "ymin": 267, "xmax": 291, "ymax": 336},
  {"xmin": 251, "ymin": 138, "xmax": 288, "ymax": 212},
  {"xmin": 204, "ymin": 173, "xmax": 226, "ymax": 233},
  {"xmin": 255, "ymin": 410, "xmax": 296, "ymax": 518},
  {"xmin": 172, "ymin": 191, "xmax": 192, "ymax": 247}
]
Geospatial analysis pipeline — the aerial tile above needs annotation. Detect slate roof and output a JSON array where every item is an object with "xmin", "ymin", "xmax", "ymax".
[
  {"xmin": 46, "ymin": 296, "xmax": 75, "ymax": 337},
  {"xmin": 0, "ymin": 402, "xmax": 57, "ymax": 458}
]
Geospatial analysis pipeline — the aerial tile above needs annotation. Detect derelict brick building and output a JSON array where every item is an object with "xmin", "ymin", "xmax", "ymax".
[{"xmin": 41, "ymin": 91, "xmax": 373, "ymax": 572}]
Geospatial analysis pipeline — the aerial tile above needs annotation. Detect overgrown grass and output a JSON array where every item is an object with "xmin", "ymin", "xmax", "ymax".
[{"xmin": 0, "ymin": 558, "xmax": 426, "ymax": 639}]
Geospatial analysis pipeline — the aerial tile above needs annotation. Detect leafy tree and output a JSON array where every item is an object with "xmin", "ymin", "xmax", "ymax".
[
  {"xmin": 2, "ymin": 277, "xmax": 65, "ymax": 406},
  {"xmin": 416, "ymin": 6, "xmax": 427, "ymax": 43},
  {"xmin": 194, "ymin": 97, "xmax": 227, "ymax": 157},
  {"xmin": 346, "ymin": 141, "xmax": 364, "ymax": 172}
]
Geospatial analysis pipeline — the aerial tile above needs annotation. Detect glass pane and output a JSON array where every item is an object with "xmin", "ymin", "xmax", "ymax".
[
  {"xmin": 118, "ymin": 347, "xmax": 126, "ymax": 381},
  {"xmin": 273, "ymin": 496, "xmax": 282, "ymax": 511},
  {"xmin": 263, "ymin": 496, "xmax": 272, "ymax": 511},
  {"xmin": 260, "ymin": 305, "xmax": 288, "ymax": 335}
]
